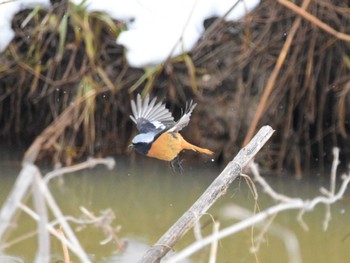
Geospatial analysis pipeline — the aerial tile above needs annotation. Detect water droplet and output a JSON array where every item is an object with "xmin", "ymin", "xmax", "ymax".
[{"xmin": 202, "ymin": 74, "xmax": 211, "ymax": 82}]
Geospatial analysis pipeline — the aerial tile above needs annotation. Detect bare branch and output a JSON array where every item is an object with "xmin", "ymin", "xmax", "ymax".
[
  {"xmin": 249, "ymin": 162, "xmax": 297, "ymax": 203},
  {"xmin": 32, "ymin": 174, "xmax": 50, "ymax": 263},
  {"xmin": 79, "ymin": 207, "xmax": 124, "ymax": 250},
  {"xmin": 139, "ymin": 125, "xmax": 274, "ymax": 262},
  {"xmin": 18, "ymin": 203, "xmax": 85, "ymax": 259},
  {"xmin": 167, "ymin": 149, "xmax": 350, "ymax": 262},
  {"xmin": 166, "ymin": 171, "xmax": 350, "ymax": 263},
  {"xmin": 0, "ymin": 157, "xmax": 115, "ymax": 263},
  {"xmin": 44, "ymin": 157, "xmax": 115, "ymax": 183},
  {"xmin": 322, "ymin": 147, "xmax": 340, "ymax": 230},
  {"xmin": 0, "ymin": 164, "xmax": 37, "ymax": 241},
  {"xmin": 35, "ymin": 170, "xmax": 92, "ymax": 262},
  {"xmin": 221, "ymin": 204, "xmax": 301, "ymax": 263}
]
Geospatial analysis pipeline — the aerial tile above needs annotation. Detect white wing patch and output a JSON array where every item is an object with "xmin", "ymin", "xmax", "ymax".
[
  {"xmin": 151, "ymin": 120, "xmax": 166, "ymax": 129},
  {"xmin": 132, "ymin": 133, "xmax": 155, "ymax": 144}
]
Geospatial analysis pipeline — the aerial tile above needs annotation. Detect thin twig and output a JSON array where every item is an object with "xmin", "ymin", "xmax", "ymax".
[
  {"xmin": 250, "ymin": 213, "xmax": 277, "ymax": 253},
  {"xmin": 243, "ymin": 0, "xmax": 312, "ymax": 145},
  {"xmin": 192, "ymin": 0, "xmax": 242, "ymax": 58},
  {"xmin": 330, "ymin": 147, "xmax": 340, "ymax": 195},
  {"xmin": 208, "ymin": 222, "xmax": 220, "ymax": 263},
  {"xmin": 44, "ymin": 157, "xmax": 115, "ymax": 183},
  {"xmin": 277, "ymin": 0, "xmax": 350, "ymax": 42},
  {"xmin": 18, "ymin": 203, "xmax": 82, "ymax": 259},
  {"xmin": 249, "ymin": 162, "xmax": 296, "ymax": 203},
  {"xmin": 23, "ymin": 90, "xmax": 100, "ymax": 164},
  {"xmin": 221, "ymin": 204, "xmax": 301, "ymax": 263},
  {"xmin": 35, "ymin": 174, "xmax": 91, "ymax": 263},
  {"xmin": 79, "ymin": 207, "xmax": 124, "ymax": 250},
  {"xmin": 57, "ymin": 227, "xmax": 71, "ymax": 263},
  {"xmin": 322, "ymin": 147, "xmax": 340, "ymax": 230},
  {"xmin": 193, "ymin": 218, "xmax": 203, "ymax": 241},
  {"xmin": 0, "ymin": 231, "xmax": 37, "ymax": 250}
]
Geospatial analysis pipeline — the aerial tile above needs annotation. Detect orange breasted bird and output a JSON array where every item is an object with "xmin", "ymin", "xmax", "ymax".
[{"xmin": 129, "ymin": 94, "xmax": 214, "ymax": 163}]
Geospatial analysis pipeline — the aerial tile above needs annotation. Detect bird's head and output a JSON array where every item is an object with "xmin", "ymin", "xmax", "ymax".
[{"xmin": 130, "ymin": 133, "xmax": 154, "ymax": 155}]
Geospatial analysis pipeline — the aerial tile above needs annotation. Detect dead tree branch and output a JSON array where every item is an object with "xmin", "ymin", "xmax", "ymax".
[
  {"xmin": 167, "ymin": 158, "xmax": 350, "ymax": 263},
  {"xmin": 0, "ymin": 157, "xmax": 115, "ymax": 263},
  {"xmin": 139, "ymin": 125, "xmax": 274, "ymax": 263}
]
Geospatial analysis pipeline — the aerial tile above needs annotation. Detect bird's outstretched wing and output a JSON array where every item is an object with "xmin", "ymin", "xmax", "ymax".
[
  {"xmin": 130, "ymin": 94, "xmax": 175, "ymax": 133},
  {"xmin": 168, "ymin": 100, "xmax": 197, "ymax": 132}
]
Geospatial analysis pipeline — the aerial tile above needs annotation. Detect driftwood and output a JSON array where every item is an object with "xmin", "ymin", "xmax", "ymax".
[{"xmin": 139, "ymin": 125, "xmax": 274, "ymax": 263}]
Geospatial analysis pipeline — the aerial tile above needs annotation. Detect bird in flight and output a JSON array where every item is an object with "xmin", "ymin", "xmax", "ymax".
[{"xmin": 130, "ymin": 94, "xmax": 214, "ymax": 168}]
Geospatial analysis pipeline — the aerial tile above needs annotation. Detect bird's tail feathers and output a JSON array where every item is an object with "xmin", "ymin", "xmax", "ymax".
[{"xmin": 181, "ymin": 140, "xmax": 214, "ymax": 156}]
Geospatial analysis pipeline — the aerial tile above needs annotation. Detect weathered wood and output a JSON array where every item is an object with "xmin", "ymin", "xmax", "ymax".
[
  {"xmin": 0, "ymin": 164, "xmax": 37, "ymax": 241},
  {"xmin": 139, "ymin": 125, "xmax": 274, "ymax": 263}
]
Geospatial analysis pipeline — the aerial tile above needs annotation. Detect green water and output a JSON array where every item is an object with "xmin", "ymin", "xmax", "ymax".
[{"xmin": 0, "ymin": 157, "xmax": 349, "ymax": 263}]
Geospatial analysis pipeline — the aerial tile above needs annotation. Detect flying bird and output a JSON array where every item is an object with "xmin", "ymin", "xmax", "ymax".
[{"xmin": 130, "ymin": 94, "xmax": 214, "ymax": 165}]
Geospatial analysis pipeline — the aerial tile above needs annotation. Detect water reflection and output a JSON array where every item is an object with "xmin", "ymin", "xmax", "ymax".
[
  {"xmin": 104, "ymin": 238, "xmax": 191, "ymax": 263},
  {"xmin": 0, "ymin": 157, "xmax": 349, "ymax": 262}
]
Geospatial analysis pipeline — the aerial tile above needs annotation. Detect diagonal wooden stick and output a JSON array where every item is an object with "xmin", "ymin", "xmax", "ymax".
[
  {"xmin": 139, "ymin": 125, "xmax": 274, "ymax": 263},
  {"xmin": 278, "ymin": 0, "xmax": 350, "ymax": 42}
]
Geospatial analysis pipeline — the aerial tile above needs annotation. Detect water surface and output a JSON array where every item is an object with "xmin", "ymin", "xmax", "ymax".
[{"xmin": 1, "ymin": 157, "xmax": 349, "ymax": 263}]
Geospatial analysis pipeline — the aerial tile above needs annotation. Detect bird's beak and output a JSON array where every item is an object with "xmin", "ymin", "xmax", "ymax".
[{"xmin": 128, "ymin": 144, "xmax": 134, "ymax": 149}]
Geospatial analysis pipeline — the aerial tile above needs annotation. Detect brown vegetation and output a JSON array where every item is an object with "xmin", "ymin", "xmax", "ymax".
[{"xmin": 0, "ymin": 0, "xmax": 349, "ymax": 174}]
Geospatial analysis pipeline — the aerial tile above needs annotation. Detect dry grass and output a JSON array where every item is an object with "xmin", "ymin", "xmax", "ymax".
[
  {"xmin": 0, "ymin": 0, "xmax": 349, "ymax": 173},
  {"xmin": 187, "ymin": 0, "xmax": 350, "ymax": 173}
]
